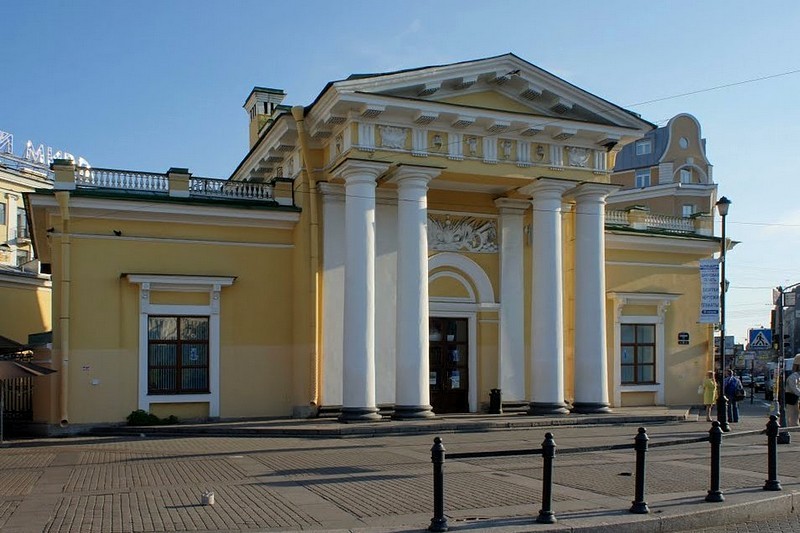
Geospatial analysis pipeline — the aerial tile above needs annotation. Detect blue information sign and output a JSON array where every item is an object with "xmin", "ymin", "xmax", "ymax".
[{"xmin": 748, "ymin": 328, "xmax": 772, "ymax": 350}]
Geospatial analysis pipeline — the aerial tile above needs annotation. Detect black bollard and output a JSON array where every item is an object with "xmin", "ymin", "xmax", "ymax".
[
  {"xmin": 428, "ymin": 437, "xmax": 448, "ymax": 532},
  {"xmin": 764, "ymin": 415, "xmax": 782, "ymax": 491},
  {"xmin": 705, "ymin": 421, "xmax": 724, "ymax": 502},
  {"xmin": 716, "ymin": 392, "xmax": 731, "ymax": 432},
  {"xmin": 630, "ymin": 427, "xmax": 650, "ymax": 514},
  {"xmin": 537, "ymin": 432, "xmax": 557, "ymax": 524}
]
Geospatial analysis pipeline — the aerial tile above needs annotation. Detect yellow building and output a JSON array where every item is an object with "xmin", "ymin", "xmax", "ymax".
[
  {"xmin": 0, "ymin": 154, "xmax": 52, "ymax": 346},
  {"xmin": 26, "ymin": 54, "xmax": 720, "ymax": 430}
]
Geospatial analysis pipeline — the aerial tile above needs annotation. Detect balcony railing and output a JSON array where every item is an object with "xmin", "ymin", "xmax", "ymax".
[
  {"xmin": 190, "ymin": 177, "xmax": 273, "ymax": 201},
  {"xmin": 606, "ymin": 209, "xmax": 704, "ymax": 235},
  {"xmin": 68, "ymin": 167, "xmax": 289, "ymax": 205},
  {"xmin": 76, "ymin": 168, "xmax": 168, "ymax": 192}
]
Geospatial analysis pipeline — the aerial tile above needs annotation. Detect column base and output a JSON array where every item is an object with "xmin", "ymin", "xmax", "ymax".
[
  {"xmin": 392, "ymin": 405, "xmax": 435, "ymax": 420},
  {"xmin": 571, "ymin": 402, "xmax": 612, "ymax": 414},
  {"xmin": 527, "ymin": 402, "xmax": 570, "ymax": 416},
  {"xmin": 338, "ymin": 407, "xmax": 382, "ymax": 423}
]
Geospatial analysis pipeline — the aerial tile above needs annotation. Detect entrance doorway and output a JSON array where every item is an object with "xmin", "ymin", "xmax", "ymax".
[{"xmin": 429, "ymin": 317, "xmax": 469, "ymax": 413}]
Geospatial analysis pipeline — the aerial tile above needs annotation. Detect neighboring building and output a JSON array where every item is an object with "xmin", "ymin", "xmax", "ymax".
[
  {"xmin": 608, "ymin": 113, "xmax": 717, "ymax": 218},
  {"xmin": 26, "ymin": 54, "xmax": 721, "ymax": 431},
  {"xmin": 0, "ymin": 154, "xmax": 53, "ymax": 345}
]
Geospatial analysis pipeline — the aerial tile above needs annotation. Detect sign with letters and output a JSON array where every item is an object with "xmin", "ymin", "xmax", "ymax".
[{"xmin": 699, "ymin": 259, "xmax": 720, "ymax": 324}]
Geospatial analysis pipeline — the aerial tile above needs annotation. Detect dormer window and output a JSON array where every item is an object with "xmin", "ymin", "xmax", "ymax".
[
  {"xmin": 680, "ymin": 168, "xmax": 692, "ymax": 183},
  {"xmin": 635, "ymin": 169, "xmax": 651, "ymax": 188},
  {"xmin": 635, "ymin": 139, "xmax": 652, "ymax": 156}
]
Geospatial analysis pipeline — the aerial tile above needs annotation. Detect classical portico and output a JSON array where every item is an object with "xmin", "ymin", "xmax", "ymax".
[
  {"xmin": 387, "ymin": 164, "xmax": 442, "ymax": 419},
  {"xmin": 330, "ymin": 159, "xmax": 390, "ymax": 422},
  {"xmin": 520, "ymin": 178, "xmax": 575, "ymax": 415},
  {"xmin": 568, "ymin": 182, "xmax": 619, "ymax": 413}
]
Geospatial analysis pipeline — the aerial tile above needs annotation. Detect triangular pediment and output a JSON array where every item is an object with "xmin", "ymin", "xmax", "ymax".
[
  {"xmin": 329, "ymin": 53, "xmax": 652, "ymax": 131},
  {"xmin": 437, "ymin": 91, "xmax": 535, "ymax": 115}
]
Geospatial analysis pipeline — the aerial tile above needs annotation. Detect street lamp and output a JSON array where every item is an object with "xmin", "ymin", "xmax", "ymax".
[{"xmin": 716, "ymin": 196, "xmax": 731, "ymax": 432}]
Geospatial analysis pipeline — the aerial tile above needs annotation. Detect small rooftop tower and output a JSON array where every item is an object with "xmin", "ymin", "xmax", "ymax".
[{"xmin": 244, "ymin": 87, "xmax": 286, "ymax": 148}]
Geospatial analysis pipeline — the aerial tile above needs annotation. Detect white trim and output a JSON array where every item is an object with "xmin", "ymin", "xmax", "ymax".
[
  {"xmin": 27, "ymin": 195, "xmax": 300, "ymax": 229},
  {"xmin": 606, "ymin": 232, "xmax": 719, "ymax": 254},
  {"xmin": 610, "ymin": 292, "xmax": 679, "ymax": 406},
  {"xmin": 428, "ymin": 252, "xmax": 496, "ymax": 304},
  {"xmin": 606, "ymin": 260, "xmax": 698, "ymax": 270},
  {"xmin": 65, "ymin": 233, "xmax": 294, "ymax": 249},
  {"xmin": 127, "ymin": 274, "xmax": 235, "ymax": 418},
  {"xmin": 0, "ymin": 274, "xmax": 51, "ymax": 289},
  {"xmin": 429, "ymin": 305, "xmax": 478, "ymax": 413}
]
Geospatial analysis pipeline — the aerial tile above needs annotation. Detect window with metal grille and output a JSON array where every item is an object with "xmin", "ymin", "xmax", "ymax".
[
  {"xmin": 621, "ymin": 324, "xmax": 656, "ymax": 384},
  {"xmin": 148, "ymin": 316, "xmax": 209, "ymax": 394}
]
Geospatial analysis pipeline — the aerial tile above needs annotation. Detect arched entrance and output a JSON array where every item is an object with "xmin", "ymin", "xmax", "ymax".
[{"xmin": 428, "ymin": 252, "xmax": 496, "ymax": 413}]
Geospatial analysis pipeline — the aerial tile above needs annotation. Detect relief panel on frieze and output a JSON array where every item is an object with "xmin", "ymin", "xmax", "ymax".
[{"xmin": 428, "ymin": 214, "xmax": 498, "ymax": 253}]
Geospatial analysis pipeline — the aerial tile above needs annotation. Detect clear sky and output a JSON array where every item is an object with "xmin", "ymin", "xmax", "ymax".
[{"xmin": 2, "ymin": 1, "xmax": 798, "ymax": 344}]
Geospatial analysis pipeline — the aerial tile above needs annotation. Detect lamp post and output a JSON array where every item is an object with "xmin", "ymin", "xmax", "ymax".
[{"xmin": 715, "ymin": 196, "xmax": 731, "ymax": 432}]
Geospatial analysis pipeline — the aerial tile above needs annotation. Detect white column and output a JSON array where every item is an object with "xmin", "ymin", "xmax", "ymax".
[
  {"xmin": 389, "ymin": 165, "xmax": 441, "ymax": 418},
  {"xmin": 519, "ymin": 178, "xmax": 574, "ymax": 415},
  {"xmin": 5, "ymin": 193, "xmax": 19, "ymax": 260},
  {"xmin": 571, "ymin": 183, "xmax": 619, "ymax": 413},
  {"xmin": 331, "ymin": 160, "xmax": 390, "ymax": 422},
  {"xmin": 495, "ymin": 198, "xmax": 529, "ymax": 406}
]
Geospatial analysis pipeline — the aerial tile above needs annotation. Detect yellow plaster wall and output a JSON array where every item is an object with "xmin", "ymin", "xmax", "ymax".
[
  {"xmin": 49, "ymin": 215, "xmax": 297, "ymax": 425},
  {"xmin": 0, "ymin": 283, "xmax": 51, "ymax": 343},
  {"xmin": 150, "ymin": 402, "xmax": 207, "ymax": 420},
  {"xmin": 429, "ymin": 273, "xmax": 472, "ymax": 299},
  {"xmin": 607, "ymin": 248, "xmax": 712, "ymax": 405},
  {"xmin": 477, "ymin": 313, "xmax": 498, "ymax": 407}
]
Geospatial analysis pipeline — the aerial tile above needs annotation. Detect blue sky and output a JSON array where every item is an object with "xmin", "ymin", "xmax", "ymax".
[{"xmin": 2, "ymin": 1, "xmax": 799, "ymax": 344}]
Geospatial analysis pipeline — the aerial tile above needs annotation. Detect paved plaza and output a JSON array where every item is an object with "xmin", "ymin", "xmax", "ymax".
[{"xmin": 1, "ymin": 400, "xmax": 799, "ymax": 532}]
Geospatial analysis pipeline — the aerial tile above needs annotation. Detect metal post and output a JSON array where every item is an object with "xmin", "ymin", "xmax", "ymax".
[
  {"xmin": 630, "ymin": 427, "xmax": 650, "ymax": 514},
  {"xmin": 537, "ymin": 432, "xmax": 557, "ymax": 524},
  {"xmin": 428, "ymin": 437, "xmax": 448, "ymax": 532},
  {"xmin": 764, "ymin": 414, "xmax": 782, "ymax": 491},
  {"xmin": 716, "ymin": 389, "xmax": 730, "ymax": 432},
  {"xmin": 705, "ymin": 421, "xmax": 724, "ymax": 502}
]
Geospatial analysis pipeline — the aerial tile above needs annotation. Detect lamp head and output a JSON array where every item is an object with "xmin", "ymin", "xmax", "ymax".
[{"xmin": 716, "ymin": 196, "xmax": 731, "ymax": 216}]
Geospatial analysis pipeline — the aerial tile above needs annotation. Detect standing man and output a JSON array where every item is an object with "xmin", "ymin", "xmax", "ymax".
[
  {"xmin": 785, "ymin": 356, "xmax": 800, "ymax": 427},
  {"xmin": 723, "ymin": 369, "xmax": 742, "ymax": 423}
]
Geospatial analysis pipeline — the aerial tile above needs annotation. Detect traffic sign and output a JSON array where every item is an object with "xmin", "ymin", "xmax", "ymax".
[{"xmin": 749, "ymin": 328, "xmax": 772, "ymax": 350}]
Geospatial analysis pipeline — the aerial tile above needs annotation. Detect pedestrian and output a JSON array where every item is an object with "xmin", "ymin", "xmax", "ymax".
[
  {"xmin": 723, "ymin": 369, "xmax": 743, "ymax": 423},
  {"xmin": 701, "ymin": 370, "xmax": 717, "ymax": 421},
  {"xmin": 785, "ymin": 356, "xmax": 800, "ymax": 427}
]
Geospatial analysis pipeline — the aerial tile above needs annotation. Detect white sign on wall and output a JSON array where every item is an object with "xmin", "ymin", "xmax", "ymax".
[{"xmin": 699, "ymin": 258, "xmax": 720, "ymax": 324}]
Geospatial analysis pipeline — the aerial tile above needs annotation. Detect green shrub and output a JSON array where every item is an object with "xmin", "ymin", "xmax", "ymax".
[{"xmin": 126, "ymin": 410, "xmax": 179, "ymax": 426}]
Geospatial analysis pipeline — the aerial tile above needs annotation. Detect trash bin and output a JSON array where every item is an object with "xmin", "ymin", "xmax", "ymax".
[{"xmin": 489, "ymin": 388, "xmax": 502, "ymax": 414}]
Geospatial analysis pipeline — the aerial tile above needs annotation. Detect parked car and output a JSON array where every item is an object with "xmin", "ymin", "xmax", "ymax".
[
  {"xmin": 754, "ymin": 375, "xmax": 765, "ymax": 392},
  {"xmin": 741, "ymin": 374, "xmax": 752, "ymax": 387}
]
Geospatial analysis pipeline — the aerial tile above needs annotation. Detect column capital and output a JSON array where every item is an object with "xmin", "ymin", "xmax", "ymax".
[
  {"xmin": 329, "ymin": 158, "xmax": 391, "ymax": 184},
  {"xmin": 494, "ymin": 198, "xmax": 530, "ymax": 214},
  {"xmin": 518, "ymin": 177, "xmax": 576, "ymax": 199},
  {"xmin": 385, "ymin": 163, "xmax": 444, "ymax": 187},
  {"xmin": 564, "ymin": 181, "xmax": 621, "ymax": 202}
]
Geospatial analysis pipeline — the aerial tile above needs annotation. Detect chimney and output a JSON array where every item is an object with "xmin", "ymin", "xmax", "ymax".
[{"xmin": 244, "ymin": 87, "xmax": 287, "ymax": 148}]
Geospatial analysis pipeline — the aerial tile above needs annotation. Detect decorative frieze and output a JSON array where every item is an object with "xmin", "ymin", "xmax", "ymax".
[
  {"xmin": 550, "ymin": 145, "xmax": 564, "ymax": 167},
  {"xmin": 448, "ymin": 132, "xmax": 464, "ymax": 160},
  {"xmin": 517, "ymin": 141, "xmax": 532, "ymax": 167},
  {"xmin": 412, "ymin": 128, "xmax": 427, "ymax": 157},
  {"xmin": 594, "ymin": 150, "xmax": 607, "ymax": 171},
  {"xmin": 428, "ymin": 214, "xmax": 498, "ymax": 253},
  {"xmin": 356, "ymin": 123, "xmax": 375, "ymax": 151},
  {"xmin": 566, "ymin": 146, "xmax": 591, "ymax": 168},
  {"xmin": 483, "ymin": 137, "xmax": 497, "ymax": 163},
  {"xmin": 379, "ymin": 126, "xmax": 407, "ymax": 149}
]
